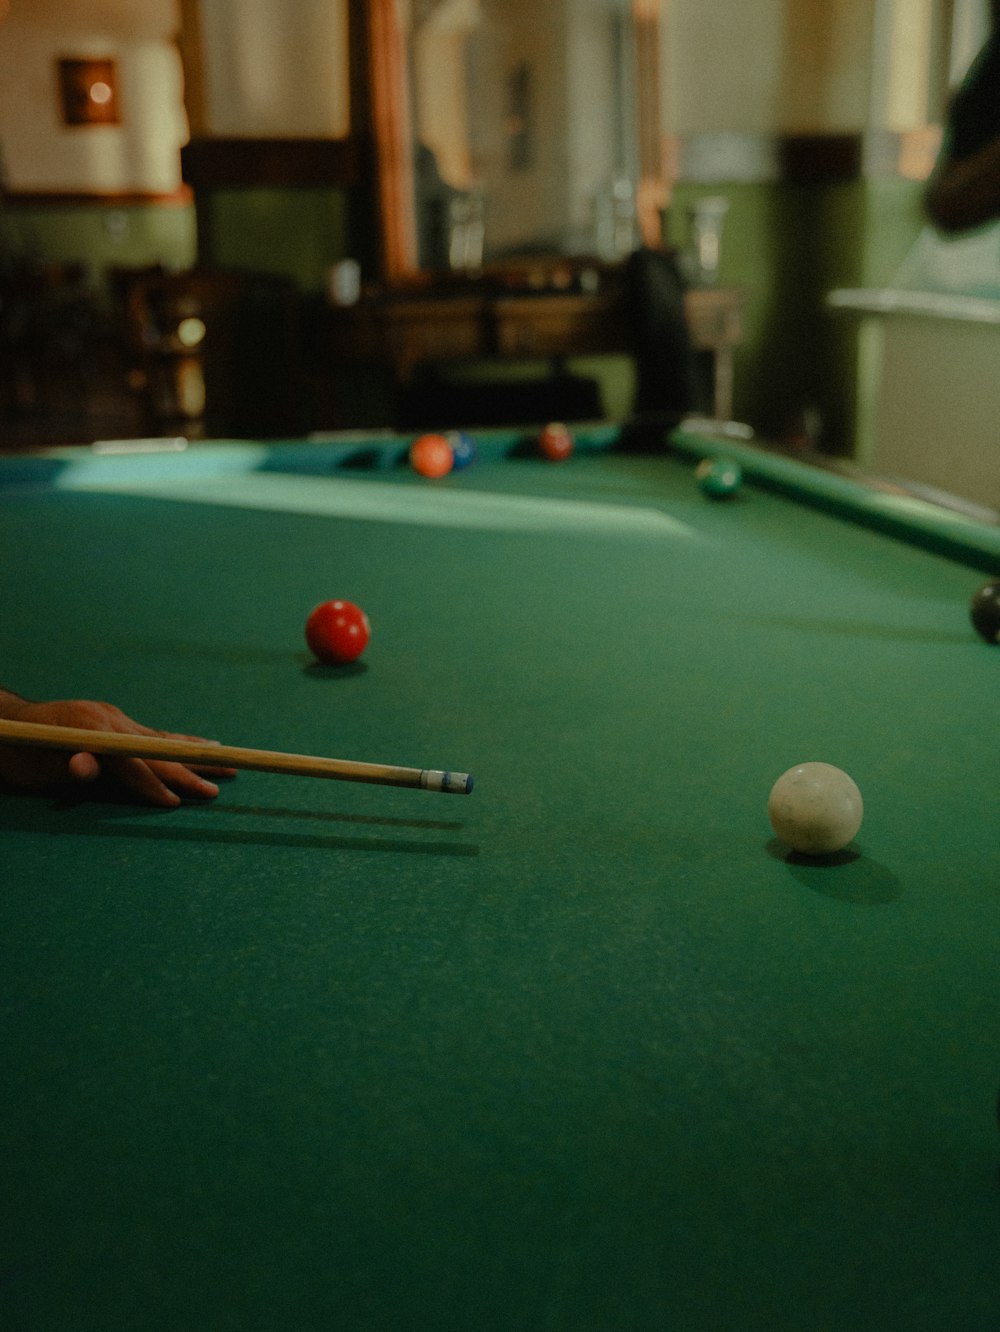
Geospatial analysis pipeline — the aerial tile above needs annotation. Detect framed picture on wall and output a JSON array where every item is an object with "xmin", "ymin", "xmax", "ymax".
[{"xmin": 57, "ymin": 58, "xmax": 121, "ymax": 126}]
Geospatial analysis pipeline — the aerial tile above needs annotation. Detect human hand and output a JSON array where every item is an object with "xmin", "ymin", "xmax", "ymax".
[{"xmin": 0, "ymin": 696, "xmax": 237, "ymax": 807}]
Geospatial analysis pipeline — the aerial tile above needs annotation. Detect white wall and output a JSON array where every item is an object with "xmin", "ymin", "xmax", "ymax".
[
  {"xmin": 662, "ymin": 0, "xmax": 884, "ymax": 135},
  {"xmin": 662, "ymin": 0, "xmax": 980, "ymax": 139},
  {"xmin": 567, "ymin": 0, "xmax": 627, "ymax": 239},
  {"xmin": 0, "ymin": 0, "xmax": 187, "ymax": 192},
  {"xmin": 0, "ymin": 0, "xmax": 965, "ymax": 201},
  {"xmin": 469, "ymin": 0, "xmax": 572, "ymax": 253},
  {"xmin": 0, "ymin": 0, "xmax": 350, "ymax": 193},
  {"xmin": 198, "ymin": 0, "xmax": 348, "ymax": 138},
  {"xmin": 435, "ymin": 0, "xmax": 625, "ymax": 256}
]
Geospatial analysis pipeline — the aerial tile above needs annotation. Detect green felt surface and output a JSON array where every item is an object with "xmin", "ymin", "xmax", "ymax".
[{"xmin": 2, "ymin": 434, "xmax": 999, "ymax": 1331}]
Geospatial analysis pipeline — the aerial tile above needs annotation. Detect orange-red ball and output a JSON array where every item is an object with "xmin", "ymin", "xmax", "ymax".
[
  {"xmin": 539, "ymin": 421, "xmax": 574, "ymax": 461},
  {"xmin": 306, "ymin": 599, "xmax": 370, "ymax": 664},
  {"xmin": 410, "ymin": 433, "xmax": 454, "ymax": 478}
]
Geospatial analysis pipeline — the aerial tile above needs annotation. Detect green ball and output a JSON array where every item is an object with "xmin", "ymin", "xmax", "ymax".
[{"xmin": 695, "ymin": 457, "xmax": 743, "ymax": 499}]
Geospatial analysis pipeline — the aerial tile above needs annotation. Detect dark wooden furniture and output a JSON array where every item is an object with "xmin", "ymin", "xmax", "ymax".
[
  {"xmin": 119, "ymin": 268, "xmax": 306, "ymax": 439},
  {"xmin": 325, "ymin": 284, "xmax": 744, "ymax": 421}
]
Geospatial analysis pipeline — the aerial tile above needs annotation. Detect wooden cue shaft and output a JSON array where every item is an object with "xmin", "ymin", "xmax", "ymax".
[{"xmin": 0, "ymin": 719, "xmax": 473, "ymax": 795}]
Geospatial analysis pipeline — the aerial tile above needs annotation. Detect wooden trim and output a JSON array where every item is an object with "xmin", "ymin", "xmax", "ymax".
[
  {"xmin": 633, "ymin": 5, "xmax": 669, "ymax": 245},
  {"xmin": 777, "ymin": 134, "xmax": 861, "ymax": 183},
  {"xmin": 668, "ymin": 129, "xmax": 943, "ymax": 186},
  {"xmin": 365, "ymin": 0, "xmax": 417, "ymax": 282},
  {"xmin": 176, "ymin": 0, "xmax": 207, "ymax": 137},
  {"xmin": 5, "ymin": 188, "xmax": 193, "ymax": 207},
  {"xmin": 181, "ymin": 136, "xmax": 359, "ymax": 188},
  {"xmin": 348, "ymin": 0, "xmax": 371, "ymax": 139}
]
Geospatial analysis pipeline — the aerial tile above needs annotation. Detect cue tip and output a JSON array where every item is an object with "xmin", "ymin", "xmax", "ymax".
[{"xmin": 421, "ymin": 770, "xmax": 473, "ymax": 795}]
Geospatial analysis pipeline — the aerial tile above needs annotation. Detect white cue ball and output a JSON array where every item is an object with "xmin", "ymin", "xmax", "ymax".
[{"xmin": 767, "ymin": 762, "xmax": 863, "ymax": 855}]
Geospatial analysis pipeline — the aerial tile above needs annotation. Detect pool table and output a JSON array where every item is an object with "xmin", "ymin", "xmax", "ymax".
[{"xmin": 1, "ymin": 424, "xmax": 999, "ymax": 1331}]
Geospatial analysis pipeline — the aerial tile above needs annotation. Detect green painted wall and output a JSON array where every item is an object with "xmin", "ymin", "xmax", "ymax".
[
  {"xmin": 859, "ymin": 177, "xmax": 927, "ymax": 285},
  {"xmin": 0, "ymin": 189, "xmax": 352, "ymax": 297},
  {"xmin": 0, "ymin": 186, "xmax": 356, "ymax": 298},
  {"xmin": 202, "ymin": 187, "xmax": 354, "ymax": 290},
  {"xmin": 1, "ymin": 201, "xmax": 197, "ymax": 289},
  {"xmin": 666, "ymin": 177, "xmax": 926, "ymax": 451}
]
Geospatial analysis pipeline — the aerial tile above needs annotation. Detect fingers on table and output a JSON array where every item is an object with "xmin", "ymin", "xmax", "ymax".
[{"xmin": 78, "ymin": 753, "xmax": 231, "ymax": 807}]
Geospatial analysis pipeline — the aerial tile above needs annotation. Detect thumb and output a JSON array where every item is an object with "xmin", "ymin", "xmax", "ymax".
[{"xmin": 67, "ymin": 751, "xmax": 101, "ymax": 783}]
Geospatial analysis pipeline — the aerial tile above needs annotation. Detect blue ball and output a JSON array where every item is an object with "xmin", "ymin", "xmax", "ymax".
[{"xmin": 447, "ymin": 430, "xmax": 477, "ymax": 470}]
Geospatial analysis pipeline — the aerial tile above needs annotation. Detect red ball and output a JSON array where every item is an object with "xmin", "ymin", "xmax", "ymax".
[
  {"xmin": 539, "ymin": 421, "xmax": 574, "ymax": 461},
  {"xmin": 410, "ymin": 433, "xmax": 454, "ymax": 478},
  {"xmin": 306, "ymin": 600, "xmax": 370, "ymax": 664}
]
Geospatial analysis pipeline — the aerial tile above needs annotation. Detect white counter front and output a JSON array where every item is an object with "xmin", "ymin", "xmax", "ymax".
[{"xmin": 830, "ymin": 285, "xmax": 1000, "ymax": 514}]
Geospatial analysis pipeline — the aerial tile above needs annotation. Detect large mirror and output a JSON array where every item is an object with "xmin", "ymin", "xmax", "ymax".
[{"xmin": 368, "ymin": 0, "xmax": 666, "ymax": 283}]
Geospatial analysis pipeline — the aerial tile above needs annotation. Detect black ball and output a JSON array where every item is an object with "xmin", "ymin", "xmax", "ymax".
[{"xmin": 970, "ymin": 579, "xmax": 1000, "ymax": 644}]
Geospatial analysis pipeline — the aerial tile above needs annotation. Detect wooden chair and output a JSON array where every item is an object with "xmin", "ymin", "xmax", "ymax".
[{"xmin": 119, "ymin": 268, "xmax": 306, "ymax": 439}]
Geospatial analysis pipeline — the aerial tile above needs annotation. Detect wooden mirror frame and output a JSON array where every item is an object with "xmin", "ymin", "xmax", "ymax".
[{"xmin": 362, "ymin": 0, "xmax": 668, "ymax": 286}]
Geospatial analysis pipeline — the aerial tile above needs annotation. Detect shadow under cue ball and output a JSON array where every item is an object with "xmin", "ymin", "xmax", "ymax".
[{"xmin": 767, "ymin": 761, "xmax": 863, "ymax": 855}]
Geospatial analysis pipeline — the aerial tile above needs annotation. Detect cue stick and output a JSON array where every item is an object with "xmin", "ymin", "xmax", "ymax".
[{"xmin": 0, "ymin": 719, "xmax": 473, "ymax": 795}]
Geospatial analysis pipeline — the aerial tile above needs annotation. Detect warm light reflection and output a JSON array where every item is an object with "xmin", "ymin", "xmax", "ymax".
[
  {"xmin": 897, "ymin": 125, "xmax": 941, "ymax": 181},
  {"xmin": 177, "ymin": 316, "xmax": 207, "ymax": 348},
  {"xmin": 89, "ymin": 80, "xmax": 113, "ymax": 105}
]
